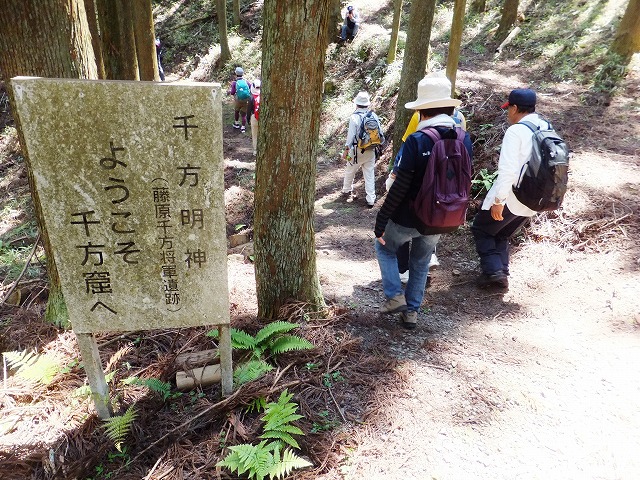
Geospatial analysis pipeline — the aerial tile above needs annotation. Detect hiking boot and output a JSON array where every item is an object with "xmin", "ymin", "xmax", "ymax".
[
  {"xmin": 341, "ymin": 191, "xmax": 356, "ymax": 203},
  {"xmin": 400, "ymin": 310, "xmax": 417, "ymax": 330},
  {"xmin": 241, "ymin": 126, "xmax": 246, "ymax": 133},
  {"xmin": 233, "ymin": 121, "xmax": 240, "ymax": 129},
  {"xmin": 477, "ymin": 272, "xmax": 509, "ymax": 289},
  {"xmin": 380, "ymin": 294, "xmax": 407, "ymax": 314},
  {"xmin": 367, "ymin": 202, "xmax": 375, "ymax": 209}
]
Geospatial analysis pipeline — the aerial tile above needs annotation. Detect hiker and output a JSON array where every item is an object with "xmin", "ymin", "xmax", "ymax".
[
  {"xmin": 155, "ymin": 38, "xmax": 165, "ymax": 81},
  {"xmin": 227, "ymin": 66, "xmax": 250, "ymax": 133},
  {"xmin": 388, "ymin": 71, "xmax": 466, "ymax": 284},
  {"xmin": 248, "ymin": 79, "xmax": 261, "ymax": 156},
  {"xmin": 470, "ymin": 88, "xmax": 544, "ymax": 290},
  {"xmin": 374, "ymin": 75, "xmax": 472, "ymax": 329},
  {"xmin": 341, "ymin": 91, "xmax": 379, "ymax": 208},
  {"xmin": 340, "ymin": 6, "xmax": 360, "ymax": 42}
]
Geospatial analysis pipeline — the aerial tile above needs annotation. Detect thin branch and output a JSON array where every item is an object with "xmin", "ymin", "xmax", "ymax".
[{"xmin": 0, "ymin": 233, "xmax": 41, "ymax": 307}]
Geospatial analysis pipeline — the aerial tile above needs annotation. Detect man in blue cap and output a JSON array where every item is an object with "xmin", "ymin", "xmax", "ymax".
[
  {"xmin": 340, "ymin": 6, "xmax": 360, "ymax": 42},
  {"xmin": 470, "ymin": 88, "xmax": 545, "ymax": 290}
]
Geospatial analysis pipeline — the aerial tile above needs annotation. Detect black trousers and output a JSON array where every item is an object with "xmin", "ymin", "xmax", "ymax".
[{"xmin": 471, "ymin": 206, "xmax": 530, "ymax": 276}]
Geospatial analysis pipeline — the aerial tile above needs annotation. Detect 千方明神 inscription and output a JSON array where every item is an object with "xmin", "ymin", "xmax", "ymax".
[{"xmin": 10, "ymin": 78, "xmax": 229, "ymax": 333}]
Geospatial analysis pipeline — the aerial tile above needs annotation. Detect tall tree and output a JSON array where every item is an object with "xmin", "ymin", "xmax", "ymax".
[
  {"xmin": 0, "ymin": 0, "xmax": 98, "ymax": 327},
  {"xmin": 387, "ymin": 0, "xmax": 403, "ymax": 64},
  {"xmin": 132, "ymin": 0, "xmax": 160, "ymax": 81},
  {"xmin": 610, "ymin": 0, "xmax": 640, "ymax": 61},
  {"xmin": 96, "ymin": 0, "xmax": 139, "ymax": 80},
  {"xmin": 392, "ymin": 0, "xmax": 437, "ymax": 159},
  {"xmin": 216, "ymin": 0, "xmax": 231, "ymax": 65},
  {"xmin": 494, "ymin": 0, "xmax": 519, "ymax": 44},
  {"xmin": 446, "ymin": 0, "xmax": 467, "ymax": 96},
  {"xmin": 254, "ymin": 1, "xmax": 330, "ymax": 319},
  {"xmin": 327, "ymin": 0, "xmax": 342, "ymax": 43},
  {"xmin": 232, "ymin": 0, "xmax": 241, "ymax": 26},
  {"xmin": 84, "ymin": 0, "xmax": 106, "ymax": 79},
  {"xmin": 469, "ymin": 0, "xmax": 486, "ymax": 14}
]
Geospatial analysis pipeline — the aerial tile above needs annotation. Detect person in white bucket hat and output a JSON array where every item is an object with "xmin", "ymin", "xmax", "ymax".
[
  {"xmin": 373, "ymin": 74, "xmax": 472, "ymax": 330},
  {"xmin": 340, "ymin": 90, "xmax": 381, "ymax": 208}
]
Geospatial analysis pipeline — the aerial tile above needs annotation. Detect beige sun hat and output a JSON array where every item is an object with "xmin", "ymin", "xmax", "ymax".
[
  {"xmin": 404, "ymin": 71, "xmax": 462, "ymax": 110},
  {"xmin": 352, "ymin": 91, "xmax": 371, "ymax": 107}
]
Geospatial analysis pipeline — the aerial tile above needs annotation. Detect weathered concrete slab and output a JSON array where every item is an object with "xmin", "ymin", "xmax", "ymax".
[{"xmin": 11, "ymin": 78, "xmax": 229, "ymax": 333}]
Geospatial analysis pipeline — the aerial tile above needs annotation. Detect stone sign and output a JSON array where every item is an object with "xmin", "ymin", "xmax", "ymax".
[{"xmin": 11, "ymin": 78, "xmax": 229, "ymax": 334}]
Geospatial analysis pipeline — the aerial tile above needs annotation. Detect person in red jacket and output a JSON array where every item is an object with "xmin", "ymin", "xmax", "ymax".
[{"xmin": 247, "ymin": 80, "xmax": 261, "ymax": 156}]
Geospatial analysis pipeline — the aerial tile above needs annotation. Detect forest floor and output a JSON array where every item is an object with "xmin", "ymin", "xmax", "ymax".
[{"xmin": 1, "ymin": 1, "xmax": 640, "ymax": 479}]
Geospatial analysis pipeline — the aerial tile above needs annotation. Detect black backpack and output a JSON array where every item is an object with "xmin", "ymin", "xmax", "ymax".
[
  {"xmin": 513, "ymin": 120, "xmax": 570, "ymax": 212},
  {"xmin": 412, "ymin": 127, "xmax": 472, "ymax": 233}
]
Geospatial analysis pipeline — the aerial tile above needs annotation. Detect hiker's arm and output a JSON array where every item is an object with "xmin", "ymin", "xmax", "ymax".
[
  {"xmin": 492, "ymin": 127, "xmax": 523, "ymax": 204},
  {"xmin": 374, "ymin": 168, "xmax": 412, "ymax": 239}
]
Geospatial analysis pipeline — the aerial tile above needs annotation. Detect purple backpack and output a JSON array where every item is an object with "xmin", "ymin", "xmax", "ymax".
[{"xmin": 412, "ymin": 127, "xmax": 472, "ymax": 232}]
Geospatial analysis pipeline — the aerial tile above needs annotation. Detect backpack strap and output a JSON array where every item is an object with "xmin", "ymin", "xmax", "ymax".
[
  {"xmin": 517, "ymin": 120, "xmax": 538, "ymax": 133},
  {"xmin": 419, "ymin": 127, "xmax": 441, "ymax": 145}
]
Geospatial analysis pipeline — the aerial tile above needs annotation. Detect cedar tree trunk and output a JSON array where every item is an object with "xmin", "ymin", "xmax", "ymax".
[
  {"xmin": 446, "ymin": 0, "xmax": 467, "ymax": 95},
  {"xmin": 387, "ymin": 0, "xmax": 403, "ymax": 64}
]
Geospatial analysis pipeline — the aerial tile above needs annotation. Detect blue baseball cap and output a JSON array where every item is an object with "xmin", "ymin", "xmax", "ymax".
[{"xmin": 501, "ymin": 88, "xmax": 536, "ymax": 108}]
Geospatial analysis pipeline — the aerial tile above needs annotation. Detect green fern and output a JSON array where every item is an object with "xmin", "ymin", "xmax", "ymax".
[
  {"xmin": 253, "ymin": 321, "xmax": 299, "ymax": 345},
  {"xmin": 269, "ymin": 448, "xmax": 313, "ymax": 479},
  {"xmin": 3, "ymin": 349, "xmax": 60, "ymax": 385},
  {"xmin": 207, "ymin": 328, "xmax": 256, "ymax": 350},
  {"xmin": 103, "ymin": 405, "xmax": 137, "ymax": 452},
  {"xmin": 122, "ymin": 376, "xmax": 175, "ymax": 400},
  {"xmin": 234, "ymin": 359, "xmax": 274, "ymax": 386},
  {"xmin": 267, "ymin": 335, "xmax": 314, "ymax": 355},
  {"xmin": 217, "ymin": 389, "xmax": 311, "ymax": 479},
  {"xmin": 246, "ymin": 396, "xmax": 268, "ymax": 413}
]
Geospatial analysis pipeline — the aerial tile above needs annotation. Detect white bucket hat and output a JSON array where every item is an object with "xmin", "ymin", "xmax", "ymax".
[
  {"xmin": 251, "ymin": 79, "xmax": 261, "ymax": 95},
  {"xmin": 352, "ymin": 91, "xmax": 371, "ymax": 107},
  {"xmin": 404, "ymin": 71, "xmax": 461, "ymax": 110}
]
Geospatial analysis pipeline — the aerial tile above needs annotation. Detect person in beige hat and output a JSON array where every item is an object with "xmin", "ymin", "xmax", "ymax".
[
  {"xmin": 341, "ymin": 91, "xmax": 380, "ymax": 208},
  {"xmin": 374, "ymin": 74, "xmax": 472, "ymax": 329}
]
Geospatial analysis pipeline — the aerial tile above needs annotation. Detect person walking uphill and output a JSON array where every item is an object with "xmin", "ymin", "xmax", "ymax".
[
  {"xmin": 341, "ymin": 91, "xmax": 380, "ymax": 208},
  {"xmin": 471, "ymin": 88, "xmax": 545, "ymax": 290},
  {"xmin": 374, "ymin": 75, "xmax": 472, "ymax": 330},
  {"xmin": 228, "ymin": 66, "xmax": 251, "ymax": 133}
]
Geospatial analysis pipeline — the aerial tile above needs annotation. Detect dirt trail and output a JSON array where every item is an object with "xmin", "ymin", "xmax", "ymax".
[{"xmin": 225, "ymin": 64, "xmax": 640, "ymax": 478}]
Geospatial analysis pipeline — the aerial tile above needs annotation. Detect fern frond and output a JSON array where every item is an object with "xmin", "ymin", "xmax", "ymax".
[
  {"xmin": 268, "ymin": 448, "xmax": 313, "ymax": 479},
  {"xmin": 233, "ymin": 359, "xmax": 274, "ymax": 386},
  {"xmin": 103, "ymin": 405, "xmax": 137, "ymax": 452},
  {"xmin": 122, "ymin": 376, "xmax": 173, "ymax": 400},
  {"xmin": 259, "ymin": 430, "xmax": 300, "ymax": 449},
  {"xmin": 267, "ymin": 335, "xmax": 314, "ymax": 355},
  {"xmin": 254, "ymin": 321, "xmax": 299, "ymax": 345},
  {"xmin": 206, "ymin": 328, "xmax": 256, "ymax": 350},
  {"xmin": 245, "ymin": 396, "xmax": 268, "ymax": 413},
  {"xmin": 4, "ymin": 350, "xmax": 60, "ymax": 385},
  {"xmin": 217, "ymin": 441, "xmax": 274, "ymax": 479}
]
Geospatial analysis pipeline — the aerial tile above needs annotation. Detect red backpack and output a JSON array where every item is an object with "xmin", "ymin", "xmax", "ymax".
[
  {"xmin": 252, "ymin": 93, "xmax": 261, "ymax": 120},
  {"xmin": 412, "ymin": 127, "xmax": 472, "ymax": 233}
]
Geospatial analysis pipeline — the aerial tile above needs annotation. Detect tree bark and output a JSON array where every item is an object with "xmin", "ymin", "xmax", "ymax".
[
  {"xmin": 610, "ymin": 0, "xmax": 640, "ymax": 61},
  {"xmin": 494, "ymin": 0, "xmax": 519, "ymax": 44},
  {"xmin": 469, "ymin": 0, "xmax": 486, "ymax": 14},
  {"xmin": 446, "ymin": 0, "xmax": 467, "ymax": 96},
  {"xmin": 387, "ymin": 0, "xmax": 403, "ymax": 64},
  {"xmin": 0, "ymin": 0, "xmax": 98, "ymax": 328},
  {"xmin": 96, "ymin": 0, "xmax": 139, "ymax": 80},
  {"xmin": 392, "ymin": 0, "xmax": 437, "ymax": 159},
  {"xmin": 132, "ymin": 0, "xmax": 159, "ymax": 81},
  {"xmin": 254, "ymin": 0, "xmax": 329, "ymax": 319},
  {"xmin": 232, "ymin": 0, "xmax": 241, "ymax": 26},
  {"xmin": 216, "ymin": 0, "xmax": 231, "ymax": 65},
  {"xmin": 327, "ymin": 0, "xmax": 342, "ymax": 43},
  {"xmin": 84, "ymin": 0, "xmax": 106, "ymax": 79}
]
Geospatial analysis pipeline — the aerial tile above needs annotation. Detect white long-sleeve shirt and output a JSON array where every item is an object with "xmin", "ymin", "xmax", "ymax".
[{"xmin": 482, "ymin": 113, "xmax": 546, "ymax": 217}]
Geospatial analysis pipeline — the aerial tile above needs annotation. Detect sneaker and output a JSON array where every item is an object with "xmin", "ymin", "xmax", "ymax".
[
  {"xmin": 233, "ymin": 122, "xmax": 240, "ymax": 129},
  {"xmin": 341, "ymin": 191, "xmax": 356, "ymax": 203},
  {"xmin": 400, "ymin": 310, "xmax": 417, "ymax": 330},
  {"xmin": 429, "ymin": 253, "xmax": 440, "ymax": 269},
  {"xmin": 241, "ymin": 126, "xmax": 246, "ymax": 133},
  {"xmin": 399, "ymin": 271, "xmax": 409, "ymax": 284},
  {"xmin": 367, "ymin": 202, "xmax": 375, "ymax": 209},
  {"xmin": 380, "ymin": 294, "xmax": 407, "ymax": 314},
  {"xmin": 476, "ymin": 272, "xmax": 509, "ymax": 289}
]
